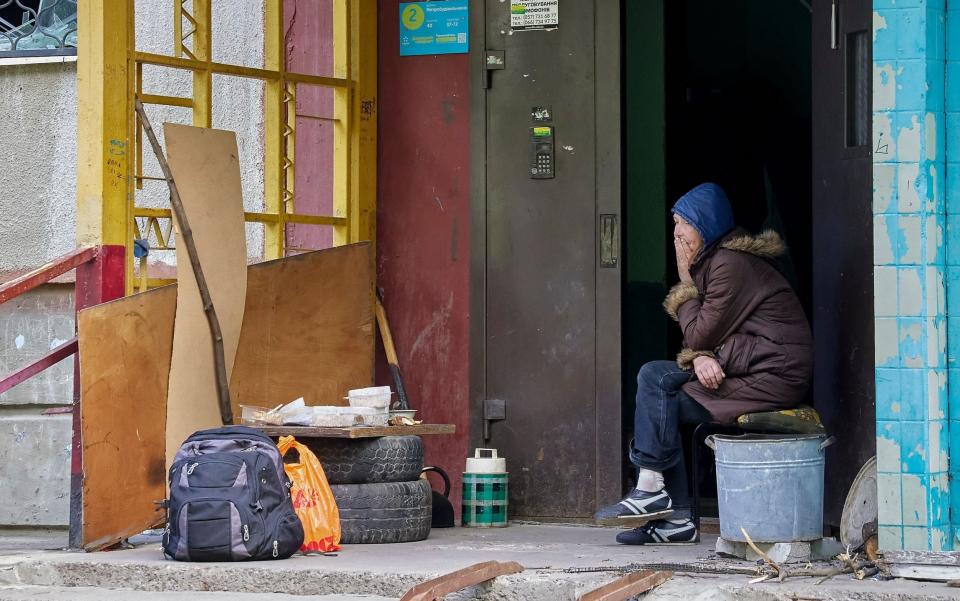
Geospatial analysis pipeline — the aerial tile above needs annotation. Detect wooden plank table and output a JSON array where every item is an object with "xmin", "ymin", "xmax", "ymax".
[{"xmin": 257, "ymin": 424, "xmax": 456, "ymax": 439}]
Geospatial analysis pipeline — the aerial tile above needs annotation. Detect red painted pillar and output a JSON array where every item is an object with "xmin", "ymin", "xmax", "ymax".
[
  {"xmin": 69, "ymin": 245, "xmax": 124, "ymax": 548},
  {"xmin": 377, "ymin": 1, "xmax": 471, "ymax": 519}
]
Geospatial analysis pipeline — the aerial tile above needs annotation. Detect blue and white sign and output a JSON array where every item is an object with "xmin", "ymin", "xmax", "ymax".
[{"xmin": 399, "ymin": 1, "xmax": 469, "ymax": 56}]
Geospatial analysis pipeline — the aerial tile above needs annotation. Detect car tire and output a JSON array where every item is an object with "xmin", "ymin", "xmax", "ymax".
[
  {"xmin": 331, "ymin": 479, "xmax": 432, "ymax": 544},
  {"xmin": 303, "ymin": 435, "xmax": 423, "ymax": 485}
]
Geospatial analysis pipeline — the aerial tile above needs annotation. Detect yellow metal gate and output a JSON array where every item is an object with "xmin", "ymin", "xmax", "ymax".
[{"xmin": 77, "ymin": 0, "xmax": 377, "ymax": 294}]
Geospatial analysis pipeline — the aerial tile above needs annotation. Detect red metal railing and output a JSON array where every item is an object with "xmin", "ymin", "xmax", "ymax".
[
  {"xmin": 0, "ymin": 248, "xmax": 97, "ymax": 393},
  {"xmin": 0, "ymin": 245, "xmax": 126, "ymax": 550},
  {"xmin": 0, "ymin": 247, "xmax": 98, "ymax": 394},
  {"xmin": 0, "ymin": 247, "xmax": 98, "ymax": 304}
]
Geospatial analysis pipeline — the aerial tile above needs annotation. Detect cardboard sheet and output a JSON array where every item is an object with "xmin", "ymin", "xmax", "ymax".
[
  {"xmin": 230, "ymin": 243, "xmax": 375, "ymax": 412},
  {"xmin": 164, "ymin": 124, "xmax": 248, "ymax": 465},
  {"xmin": 80, "ymin": 244, "xmax": 373, "ymax": 549},
  {"xmin": 79, "ymin": 285, "xmax": 177, "ymax": 550}
]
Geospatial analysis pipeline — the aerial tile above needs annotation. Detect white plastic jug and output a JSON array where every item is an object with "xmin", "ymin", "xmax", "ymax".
[{"xmin": 465, "ymin": 448, "xmax": 507, "ymax": 474}]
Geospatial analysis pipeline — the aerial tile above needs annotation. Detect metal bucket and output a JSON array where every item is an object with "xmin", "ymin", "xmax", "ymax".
[{"xmin": 706, "ymin": 434, "xmax": 835, "ymax": 543}]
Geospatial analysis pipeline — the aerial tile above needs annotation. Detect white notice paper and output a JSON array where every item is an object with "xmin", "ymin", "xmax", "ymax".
[{"xmin": 510, "ymin": 0, "xmax": 558, "ymax": 30}]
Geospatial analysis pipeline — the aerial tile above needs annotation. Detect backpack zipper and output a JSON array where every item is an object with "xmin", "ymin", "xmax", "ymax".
[
  {"xmin": 242, "ymin": 524, "xmax": 250, "ymax": 542},
  {"xmin": 250, "ymin": 455, "xmax": 265, "ymax": 510},
  {"xmin": 185, "ymin": 462, "xmax": 199, "ymax": 475},
  {"xmin": 272, "ymin": 540, "xmax": 279, "ymax": 558}
]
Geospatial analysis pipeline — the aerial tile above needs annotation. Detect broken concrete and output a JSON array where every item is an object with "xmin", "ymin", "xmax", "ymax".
[
  {"xmin": 0, "ymin": 525, "xmax": 956, "ymax": 600},
  {"xmin": 0, "ymin": 587, "xmax": 395, "ymax": 601},
  {"xmin": 716, "ymin": 536, "xmax": 845, "ymax": 564}
]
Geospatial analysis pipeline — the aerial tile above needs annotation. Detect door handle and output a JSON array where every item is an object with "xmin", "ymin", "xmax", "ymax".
[
  {"xmin": 830, "ymin": 1, "xmax": 838, "ymax": 50},
  {"xmin": 483, "ymin": 50, "xmax": 505, "ymax": 89},
  {"xmin": 600, "ymin": 214, "xmax": 619, "ymax": 268}
]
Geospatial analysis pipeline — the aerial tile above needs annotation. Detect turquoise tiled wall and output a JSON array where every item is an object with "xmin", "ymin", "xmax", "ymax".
[
  {"xmin": 947, "ymin": 2, "xmax": 960, "ymax": 553},
  {"xmin": 874, "ymin": 0, "xmax": 950, "ymax": 551}
]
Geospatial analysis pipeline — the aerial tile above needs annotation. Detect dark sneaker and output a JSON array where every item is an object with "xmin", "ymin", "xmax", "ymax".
[
  {"xmin": 615, "ymin": 519, "xmax": 699, "ymax": 545},
  {"xmin": 592, "ymin": 489, "xmax": 673, "ymax": 526}
]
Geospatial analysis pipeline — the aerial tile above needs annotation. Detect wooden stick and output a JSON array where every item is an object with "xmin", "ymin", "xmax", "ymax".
[
  {"xmin": 740, "ymin": 528, "xmax": 778, "ymax": 568},
  {"xmin": 814, "ymin": 566, "xmax": 849, "ymax": 585},
  {"xmin": 741, "ymin": 528, "xmax": 787, "ymax": 580},
  {"xmin": 375, "ymin": 292, "xmax": 410, "ymax": 410},
  {"xmin": 134, "ymin": 100, "xmax": 234, "ymax": 425},
  {"xmin": 399, "ymin": 561, "xmax": 524, "ymax": 601},
  {"xmin": 578, "ymin": 570, "xmax": 673, "ymax": 601}
]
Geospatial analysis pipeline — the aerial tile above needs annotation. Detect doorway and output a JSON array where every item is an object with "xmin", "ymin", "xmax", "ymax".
[
  {"xmin": 622, "ymin": 0, "xmax": 814, "ymax": 506},
  {"xmin": 470, "ymin": 0, "xmax": 871, "ymax": 523}
]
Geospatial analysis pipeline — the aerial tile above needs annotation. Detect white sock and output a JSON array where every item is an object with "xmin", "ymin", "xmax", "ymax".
[{"xmin": 634, "ymin": 468, "xmax": 664, "ymax": 493}]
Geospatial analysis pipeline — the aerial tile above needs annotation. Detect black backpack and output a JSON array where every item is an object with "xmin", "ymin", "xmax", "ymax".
[{"xmin": 163, "ymin": 426, "xmax": 305, "ymax": 561}]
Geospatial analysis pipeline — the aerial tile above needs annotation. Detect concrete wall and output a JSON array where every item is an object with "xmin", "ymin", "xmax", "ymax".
[
  {"xmin": 0, "ymin": 63, "xmax": 77, "ymax": 280},
  {"xmin": 0, "ymin": 1, "xmax": 264, "ymax": 527},
  {"xmin": 0, "ymin": 57, "xmax": 78, "ymax": 525},
  {"xmin": 0, "ymin": 286, "xmax": 74, "ymax": 526}
]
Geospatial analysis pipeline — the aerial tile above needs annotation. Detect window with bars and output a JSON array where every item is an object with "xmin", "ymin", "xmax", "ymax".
[{"xmin": 0, "ymin": 0, "xmax": 77, "ymax": 57}]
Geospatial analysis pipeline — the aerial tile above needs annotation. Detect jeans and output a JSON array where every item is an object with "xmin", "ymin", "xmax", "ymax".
[{"xmin": 629, "ymin": 360, "xmax": 712, "ymax": 518}]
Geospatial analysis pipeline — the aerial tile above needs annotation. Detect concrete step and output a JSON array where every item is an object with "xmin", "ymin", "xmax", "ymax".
[
  {"xmin": 0, "ymin": 550, "xmax": 620, "ymax": 600},
  {"xmin": 0, "ymin": 526, "xmax": 958, "ymax": 601},
  {"xmin": 0, "ymin": 586, "xmax": 396, "ymax": 601},
  {"xmin": 4, "ymin": 553, "xmax": 960, "ymax": 601}
]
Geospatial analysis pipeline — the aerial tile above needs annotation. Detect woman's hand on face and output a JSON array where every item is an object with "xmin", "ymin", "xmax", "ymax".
[
  {"xmin": 692, "ymin": 355, "xmax": 725, "ymax": 390},
  {"xmin": 674, "ymin": 237, "xmax": 695, "ymax": 284}
]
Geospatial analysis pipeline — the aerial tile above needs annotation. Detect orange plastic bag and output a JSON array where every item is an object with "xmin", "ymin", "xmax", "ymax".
[{"xmin": 277, "ymin": 435, "xmax": 341, "ymax": 553}]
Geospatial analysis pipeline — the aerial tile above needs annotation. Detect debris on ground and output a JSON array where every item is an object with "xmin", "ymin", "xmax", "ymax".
[
  {"xmin": 742, "ymin": 527, "xmax": 885, "ymax": 584},
  {"xmin": 399, "ymin": 561, "xmax": 523, "ymax": 601},
  {"xmin": 577, "ymin": 570, "xmax": 673, "ymax": 601}
]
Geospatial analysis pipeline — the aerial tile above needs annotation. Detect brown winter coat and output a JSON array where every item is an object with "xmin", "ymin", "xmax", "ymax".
[{"xmin": 663, "ymin": 229, "xmax": 813, "ymax": 424}]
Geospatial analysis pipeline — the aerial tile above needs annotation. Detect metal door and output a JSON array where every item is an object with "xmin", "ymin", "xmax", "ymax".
[
  {"xmin": 811, "ymin": 0, "xmax": 875, "ymax": 525},
  {"xmin": 469, "ymin": 0, "xmax": 621, "ymax": 519}
]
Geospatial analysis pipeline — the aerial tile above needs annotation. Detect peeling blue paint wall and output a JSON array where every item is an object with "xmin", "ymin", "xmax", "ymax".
[
  {"xmin": 874, "ymin": 0, "xmax": 950, "ymax": 551},
  {"xmin": 949, "ymin": 1, "xmax": 960, "ymax": 553}
]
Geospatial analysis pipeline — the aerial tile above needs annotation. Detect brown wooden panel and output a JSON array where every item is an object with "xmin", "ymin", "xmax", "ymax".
[
  {"xmin": 79, "ymin": 285, "xmax": 177, "ymax": 550},
  {"xmin": 164, "ymin": 124, "xmax": 249, "ymax": 465},
  {"xmin": 80, "ymin": 244, "xmax": 372, "ymax": 548},
  {"xmin": 230, "ymin": 243, "xmax": 375, "ymax": 414}
]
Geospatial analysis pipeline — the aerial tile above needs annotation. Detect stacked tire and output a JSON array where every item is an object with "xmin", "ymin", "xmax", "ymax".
[{"xmin": 303, "ymin": 436, "xmax": 431, "ymax": 544}]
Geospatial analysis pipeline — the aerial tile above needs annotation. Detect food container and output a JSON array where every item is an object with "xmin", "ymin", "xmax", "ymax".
[
  {"xmin": 346, "ymin": 386, "xmax": 392, "ymax": 410},
  {"xmin": 389, "ymin": 409, "xmax": 418, "ymax": 421},
  {"xmin": 277, "ymin": 398, "xmax": 308, "ymax": 425},
  {"xmin": 239, "ymin": 405, "xmax": 271, "ymax": 425},
  {"xmin": 308, "ymin": 406, "xmax": 388, "ymax": 428}
]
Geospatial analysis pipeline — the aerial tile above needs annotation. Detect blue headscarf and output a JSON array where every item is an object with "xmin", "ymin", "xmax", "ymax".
[{"xmin": 671, "ymin": 183, "xmax": 735, "ymax": 248}]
